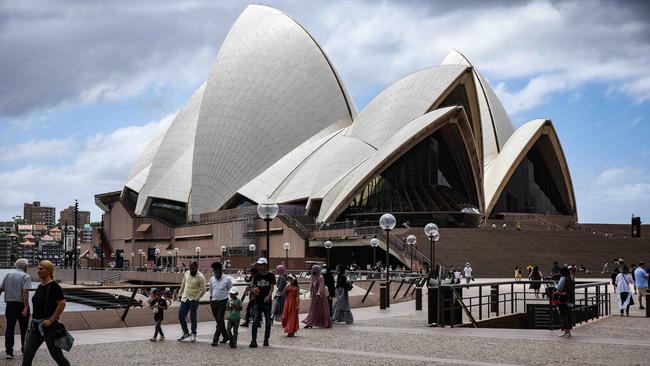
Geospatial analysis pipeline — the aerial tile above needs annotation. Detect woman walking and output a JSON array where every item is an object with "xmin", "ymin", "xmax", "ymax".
[
  {"xmin": 529, "ymin": 266, "xmax": 543, "ymax": 298},
  {"xmin": 302, "ymin": 265, "xmax": 331, "ymax": 329},
  {"xmin": 555, "ymin": 266, "xmax": 575, "ymax": 338},
  {"xmin": 281, "ymin": 275, "xmax": 300, "ymax": 337},
  {"xmin": 331, "ymin": 265, "xmax": 354, "ymax": 324},
  {"xmin": 22, "ymin": 260, "xmax": 70, "ymax": 366},
  {"xmin": 615, "ymin": 265, "xmax": 634, "ymax": 316},
  {"xmin": 273, "ymin": 265, "xmax": 287, "ymax": 322}
]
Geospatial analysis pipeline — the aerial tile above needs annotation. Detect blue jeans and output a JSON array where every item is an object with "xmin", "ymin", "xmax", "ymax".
[
  {"xmin": 251, "ymin": 302, "xmax": 272, "ymax": 343},
  {"xmin": 178, "ymin": 300, "xmax": 199, "ymax": 335}
]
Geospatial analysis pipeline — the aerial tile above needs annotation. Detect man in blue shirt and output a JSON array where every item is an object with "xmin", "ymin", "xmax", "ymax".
[{"xmin": 634, "ymin": 262, "xmax": 648, "ymax": 309}]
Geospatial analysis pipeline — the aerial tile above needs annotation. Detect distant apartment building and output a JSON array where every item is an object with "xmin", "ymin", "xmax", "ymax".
[
  {"xmin": 0, "ymin": 235, "xmax": 15, "ymax": 267},
  {"xmin": 40, "ymin": 238, "xmax": 63, "ymax": 267},
  {"xmin": 17, "ymin": 241, "xmax": 37, "ymax": 266},
  {"xmin": 49, "ymin": 227, "xmax": 62, "ymax": 241},
  {"xmin": 0, "ymin": 222, "xmax": 15, "ymax": 234},
  {"xmin": 59, "ymin": 206, "xmax": 91, "ymax": 228},
  {"xmin": 24, "ymin": 201, "xmax": 56, "ymax": 228},
  {"xmin": 17, "ymin": 225, "xmax": 33, "ymax": 235},
  {"xmin": 81, "ymin": 224, "xmax": 92, "ymax": 244}
]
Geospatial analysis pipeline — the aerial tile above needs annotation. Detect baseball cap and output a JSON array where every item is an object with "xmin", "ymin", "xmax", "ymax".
[
  {"xmin": 229, "ymin": 287, "xmax": 240, "ymax": 294},
  {"xmin": 257, "ymin": 257, "xmax": 268, "ymax": 265}
]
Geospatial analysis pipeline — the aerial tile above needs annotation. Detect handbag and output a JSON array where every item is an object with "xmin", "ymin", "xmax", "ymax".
[{"xmin": 550, "ymin": 290, "xmax": 568, "ymax": 305}]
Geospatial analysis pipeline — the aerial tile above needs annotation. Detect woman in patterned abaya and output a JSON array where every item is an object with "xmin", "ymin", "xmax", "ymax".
[
  {"xmin": 302, "ymin": 265, "xmax": 332, "ymax": 329},
  {"xmin": 331, "ymin": 265, "xmax": 354, "ymax": 324}
]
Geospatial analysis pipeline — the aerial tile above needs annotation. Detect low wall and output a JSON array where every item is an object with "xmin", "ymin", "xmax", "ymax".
[{"xmin": 0, "ymin": 282, "xmax": 415, "ymax": 333}]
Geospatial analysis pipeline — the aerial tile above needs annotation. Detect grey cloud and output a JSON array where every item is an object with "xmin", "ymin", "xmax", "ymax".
[{"xmin": 0, "ymin": 0, "xmax": 243, "ymax": 117}]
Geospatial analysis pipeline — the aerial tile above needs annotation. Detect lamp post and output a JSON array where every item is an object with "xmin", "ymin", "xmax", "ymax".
[
  {"xmin": 283, "ymin": 242, "xmax": 290, "ymax": 268},
  {"xmin": 174, "ymin": 247, "xmax": 179, "ymax": 270},
  {"xmin": 424, "ymin": 223, "xmax": 440, "ymax": 280},
  {"xmin": 195, "ymin": 246, "xmax": 201, "ymax": 268},
  {"xmin": 154, "ymin": 248, "xmax": 160, "ymax": 268},
  {"xmin": 167, "ymin": 251, "xmax": 171, "ymax": 268},
  {"xmin": 110, "ymin": 252, "xmax": 115, "ymax": 269},
  {"xmin": 137, "ymin": 249, "xmax": 143, "ymax": 269},
  {"xmin": 379, "ymin": 213, "xmax": 396, "ymax": 307},
  {"xmin": 63, "ymin": 221, "xmax": 68, "ymax": 268},
  {"xmin": 119, "ymin": 252, "xmax": 123, "ymax": 269},
  {"xmin": 248, "ymin": 244, "xmax": 256, "ymax": 266},
  {"xmin": 406, "ymin": 234, "xmax": 416, "ymax": 272},
  {"xmin": 257, "ymin": 199, "xmax": 278, "ymax": 262},
  {"xmin": 221, "ymin": 245, "xmax": 227, "ymax": 266},
  {"xmin": 73, "ymin": 199, "xmax": 78, "ymax": 285},
  {"xmin": 324, "ymin": 240, "xmax": 333, "ymax": 267},
  {"xmin": 370, "ymin": 237, "xmax": 379, "ymax": 270},
  {"xmin": 130, "ymin": 252, "xmax": 134, "ymax": 270}
]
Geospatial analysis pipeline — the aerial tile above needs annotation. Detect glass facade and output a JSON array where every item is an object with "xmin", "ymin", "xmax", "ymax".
[
  {"xmin": 339, "ymin": 127, "xmax": 478, "ymax": 220},
  {"xmin": 492, "ymin": 141, "xmax": 570, "ymax": 216}
]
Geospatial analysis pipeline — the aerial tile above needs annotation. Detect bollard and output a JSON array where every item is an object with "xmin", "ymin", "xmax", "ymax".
[
  {"xmin": 380, "ymin": 283, "xmax": 387, "ymax": 309},
  {"xmin": 646, "ymin": 294, "xmax": 650, "ymax": 317},
  {"xmin": 490, "ymin": 284, "xmax": 499, "ymax": 313},
  {"xmin": 415, "ymin": 286, "xmax": 422, "ymax": 310}
]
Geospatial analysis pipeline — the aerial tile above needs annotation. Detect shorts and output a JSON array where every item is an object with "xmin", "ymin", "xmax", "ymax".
[{"xmin": 638, "ymin": 288, "xmax": 647, "ymax": 296}]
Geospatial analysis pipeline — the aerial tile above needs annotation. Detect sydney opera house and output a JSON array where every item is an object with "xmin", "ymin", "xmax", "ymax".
[{"xmin": 95, "ymin": 5, "xmax": 576, "ymax": 269}]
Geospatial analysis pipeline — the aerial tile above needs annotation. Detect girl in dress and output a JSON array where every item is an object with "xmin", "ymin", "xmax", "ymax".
[
  {"xmin": 302, "ymin": 265, "xmax": 332, "ymax": 329},
  {"xmin": 331, "ymin": 265, "xmax": 354, "ymax": 324},
  {"xmin": 281, "ymin": 275, "xmax": 300, "ymax": 337}
]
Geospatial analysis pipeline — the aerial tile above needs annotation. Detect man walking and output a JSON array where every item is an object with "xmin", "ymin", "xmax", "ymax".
[
  {"xmin": 634, "ymin": 262, "xmax": 648, "ymax": 309},
  {"xmin": 0, "ymin": 259, "xmax": 31, "ymax": 359},
  {"xmin": 463, "ymin": 263, "xmax": 473, "ymax": 284},
  {"xmin": 209, "ymin": 261, "xmax": 232, "ymax": 346},
  {"xmin": 250, "ymin": 258, "xmax": 275, "ymax": 348},
  {"xmin": 177, "ymin": 261, "xmax": 205, "ymax": 342}
]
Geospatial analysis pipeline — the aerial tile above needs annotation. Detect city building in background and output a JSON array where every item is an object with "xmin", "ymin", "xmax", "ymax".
[
  {"xmin": 59, "ymin": 205, "xmax": 91, "ymax": 228},
  {"xmin": 23, "ymin": 201, "xmax": 56, "ymax": 228},
  {"xmin": 0, "ymin": 222, "xmax": 15, "ymax": 234}
]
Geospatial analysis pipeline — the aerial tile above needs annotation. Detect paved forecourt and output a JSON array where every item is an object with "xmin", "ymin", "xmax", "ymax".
[{"xmin": 7, "ymin": 283, "xmax": 649, "ymax": 366}]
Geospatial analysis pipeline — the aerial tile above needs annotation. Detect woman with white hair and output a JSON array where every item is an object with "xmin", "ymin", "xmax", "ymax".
[{"xmin": 21, "ymin": 260, "xmax": 69, "ymax": 366}]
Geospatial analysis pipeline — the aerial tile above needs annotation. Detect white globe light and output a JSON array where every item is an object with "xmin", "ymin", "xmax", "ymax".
[
  {"xmin": 324, "ymin": 240, "xmax": 333, "ymax": 249},
  {"xmin": 220, "ymin": 245, "xmax": 227, "ymax": 253},
  {"xmin": 154, "ymin": 248, "xmax": 160, "ymax": 255},
  {"xmin": 424, "ymin": 223, "xmax": 439, "ymax": 238},
  {"xmin": 432, "ymin": 231, "xmax": 440, "ymax": 242},
  {"xmin": 379, "ymin": 213, "xmax": 397, "ymax": 230},
  {"xmin": 406, "ymin": 234, "xmax": 417, "ymax": 245},
  {"xmin": 283, "ymin": 242, "xmax": 291, "ymax": 250},
  {"xmin": 248, "ymin": 244, "xmax": 256, "ymax": 252},
  {"xmin": 195, "ymin": 246, "xmax": 201, "ymax": 254},
  {"xmin": 370, "ymin": 238, "xmax": 379, "ymax": 247},
  {"xmin": 257, "ymin": 199, "xmax": 279, "ymax": 220}
]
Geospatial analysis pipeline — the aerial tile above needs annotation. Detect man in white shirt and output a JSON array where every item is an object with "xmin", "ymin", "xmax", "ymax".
[
  {"xmin": 209, "ymin": 261, "xmax": 232, "ymax": 347},
  {"xmin": 0, "ymin": 259, "xmax": 31, "ymax": 359},
  {"xmin": 463, "ymin": 263, "xmax": 473, "ymax": 284}
]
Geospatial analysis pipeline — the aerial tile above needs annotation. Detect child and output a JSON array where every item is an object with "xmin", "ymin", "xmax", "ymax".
[
  {"xmin": 282, "ymin": 275, "xmax": 300, "ymax": 337},
  {"xmin": 226, "ymin": 287, "xmax": 242, "ymax": 348},
  {"xmin": 149, "ymin": 289, "xmax": 168, "ymax": 342}
]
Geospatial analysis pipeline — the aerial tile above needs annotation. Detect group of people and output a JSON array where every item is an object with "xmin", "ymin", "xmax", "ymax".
[
  {"xmin": 0, "ymin": 259, "xmax": 70, "ymax": 365},
  {"xmin": 445, "ymin": 264, "xmax": 473, "ymax": 284},
  {"xmin": 166, "ymin": 257, "xmax": 354, "ymax": 349},
  {"xmin": 610, "ymin": 261, "xmax": 648, "ymax": 316}
]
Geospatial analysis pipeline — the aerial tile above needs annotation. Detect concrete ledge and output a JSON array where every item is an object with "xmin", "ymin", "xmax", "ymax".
[
  {"xmin": 122, "ymin": 308, "xmax": 153, "ymax": 328},
  {"xmin": 80, "ymin": 309, "xmax": 126, "ymax": 329},
  {"xmin": 59, "ymin": 311, "xmax": 91, "ymax": 331}
]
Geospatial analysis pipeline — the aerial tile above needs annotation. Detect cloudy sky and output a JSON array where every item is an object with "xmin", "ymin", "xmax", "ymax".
[{"xmin": 1, "ymin": 0, "xmax": 649, "ymax": 224}]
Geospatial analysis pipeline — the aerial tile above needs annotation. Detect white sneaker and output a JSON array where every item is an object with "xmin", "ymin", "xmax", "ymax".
[{"xmin": 190, "ymin": 334, "xmax": 196, "ymax": 343}]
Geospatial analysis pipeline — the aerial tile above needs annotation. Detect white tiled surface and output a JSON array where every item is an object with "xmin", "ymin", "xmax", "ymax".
[
  {"xmin": 135, "ymin": 84, "xmax": 205, "ymax": 214},
  {"xmin": 189, "ymin": 5, "xmax": 354, "ymax": 216}
]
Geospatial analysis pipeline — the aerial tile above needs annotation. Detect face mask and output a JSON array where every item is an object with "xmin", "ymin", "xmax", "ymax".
[{"xmin": 321, "ymin": 269, "xmax": 326, "ymax": 274}]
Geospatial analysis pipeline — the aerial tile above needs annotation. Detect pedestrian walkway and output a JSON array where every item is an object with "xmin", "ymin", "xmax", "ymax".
[{"xmin": 5, "ymin": 287, "xmax": 649, "ymax": 365}]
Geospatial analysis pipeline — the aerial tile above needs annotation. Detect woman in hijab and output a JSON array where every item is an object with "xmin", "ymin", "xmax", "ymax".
[
  {"xmin": 331, "ymin": 265, "xmax": 354, "ymax": 324},
  {"xmin": 22, "ymin": 260, "xmax": 70, "ymax": 366},
  {"xmin": 301, "ymin": 265, "xmax": 331, "ymax": 329},
  {"xmin": 273, "ymin": 265, "xmax": 287, "ymax": 321}
]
